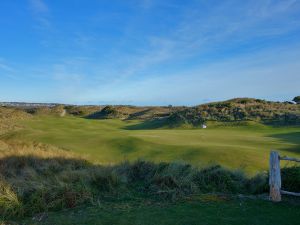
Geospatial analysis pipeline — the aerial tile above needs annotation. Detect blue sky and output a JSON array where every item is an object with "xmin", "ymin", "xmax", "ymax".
[{"xmin": 0, "ymin": 0, "xmax": 300, "ymax": 105}]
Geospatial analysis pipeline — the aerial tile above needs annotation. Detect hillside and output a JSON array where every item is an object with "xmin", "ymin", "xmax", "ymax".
[
  {"xmin": 196, "ymin": 98, "xmax": 300, "ymax": 124},
  {"xmin": 144, "ymin": 98, "xmax": 300, "ymax": 128},
  {"xmin": 4, "ymin": 98, "xmax": 299, "ymax": 127},
  {"xmin": 86, "ymin": 98, "xmax": 300, "ymax": 127},
  {"xmin": 86, "ymin": 105, "xmax": 176, "ymax": 120},
  {"xmin": 0, "ymin": 107, "xmax": 32, "ymax": 135}
]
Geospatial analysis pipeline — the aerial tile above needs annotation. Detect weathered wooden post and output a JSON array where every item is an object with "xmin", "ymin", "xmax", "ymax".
[{"xmin": 269, "ymin": 151, "xmax": 281, "ymax": 202}]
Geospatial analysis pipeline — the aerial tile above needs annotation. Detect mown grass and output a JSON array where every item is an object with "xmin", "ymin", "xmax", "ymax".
[
  {"xmin": 13, "ymin": 196, "xmax": 300, "ymax": 225},
  {"xmin": 4, "ymin": 116, "xmax": 300, "ymax": 174}
]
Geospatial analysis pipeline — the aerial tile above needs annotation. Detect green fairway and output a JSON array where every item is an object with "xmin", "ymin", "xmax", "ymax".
[
  {"xmin": 18, "ymin": 196, "xmax": 300, "ymax": 225},
  {"xmin": 7, "ymin": 116, "xmax": 300, "ymax": 173}
]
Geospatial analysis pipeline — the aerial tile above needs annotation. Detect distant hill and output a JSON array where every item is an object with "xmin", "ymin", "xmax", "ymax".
[
  {"xmin": 0, "ymin": 102, "xmax": 60, "ymax": 107},
  {"xmin": 129, "ymin": 98, "xmax": 300, "ymax": 128},
  {"xmin": 86, "ymin": 105, "xmax": 177, "ymax": 120},
  {"xmin": 194, "ymin": 98, "xmax": 300, "ymax": 125},
  {"xmin": 1, "ymin": 97, "xmax": 299, "ymax": 127}
]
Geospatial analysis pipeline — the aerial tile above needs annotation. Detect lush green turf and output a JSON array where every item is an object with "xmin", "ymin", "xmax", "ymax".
[
  {"xmin": 5, "ymin": 116, "xmax": 300, "ymax": 174},
  {"xmin": 18, "ymin": 196, "xmax": 300, "ymax": 225}
]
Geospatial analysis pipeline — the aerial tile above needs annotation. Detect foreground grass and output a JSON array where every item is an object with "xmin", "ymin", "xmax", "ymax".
[
  {"xmin": 5, "ymin": 116, "xmax": 300, "ymax": 174},
  {"xmin": 0, "ymin": 141, "xmax": 269, "ymax": 219},
  {"xmin": 17, "ymin": 196, "xmax": 300, "ymax": 225},
  {"xmin": 1, "ymin": 116, "xmax": 300, "ymax": 225}
]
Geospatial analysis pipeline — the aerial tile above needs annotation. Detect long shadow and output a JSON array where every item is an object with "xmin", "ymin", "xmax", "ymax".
[
  {"xmin": 84, "ymin": 110, "xmax": 105, "ymax": 119},
  {"xmin": 267, "ymin": 131, "xmax": 300, "ymax": 154}
]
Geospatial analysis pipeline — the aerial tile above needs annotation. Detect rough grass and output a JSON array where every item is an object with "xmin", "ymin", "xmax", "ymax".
[
  {"xmin": 0, "ymin": 107, "xmax": 31, "ymax": 135},
  {"xmin": 6, "ymin": 116, "xmax": 300, "ymax": 174},
  {"xmin": 0, "ymin": 139, "xmax": 271, "ymax": 220},
  {"xmin": 1, "ymin": 139, "xmax": 299, "ymax": 222}
]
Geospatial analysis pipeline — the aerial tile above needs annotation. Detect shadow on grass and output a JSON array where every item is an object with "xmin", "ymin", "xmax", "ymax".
[
  {"xmin": 126, "ymin": 109, "xmax": 152, "ymax": 120},
  {"xmin": 123, "ymin": 119, "xmax": 167, "ymax": 130},
  {"xmin": 267, "ymin": 131, "xmax": 300, "ymax": 154}
]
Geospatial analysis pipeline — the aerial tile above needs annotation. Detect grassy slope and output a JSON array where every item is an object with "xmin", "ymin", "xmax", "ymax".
[
  {"xmin": 19, "ymin": 196, "xmax": 300, "ymax": 225},
  {"xmin": 4, "ymin": 116, "xmax": 300, "ymax": 174}
]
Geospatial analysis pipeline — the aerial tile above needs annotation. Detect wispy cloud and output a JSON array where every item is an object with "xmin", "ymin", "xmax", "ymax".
[
  {"xmin": 0, "ymin": 63, "xmax": 14, "ymax": 72},
  {"xmin": 29, "ymin": 0, "xmax": 51, "ymax": 30},
  {"xmin": 79, "ymin": 43, "xmax": 300, "ymax": 105},
  {"xmin": 30, "ymin": 0, "xmax": 300, "ymax": 103},
  {"xmin": 96, "ymin": 0, "xmax": 300, "ymax": 85},
  {"xmin": 29, "ymin": 0, "xmax": 48, "ymax": 13},
  {"xmin": 0, "ymin": 59, "xmax": 17, "ymax": 79},
  {"xmin": 139, "ymin": 0, "xmax": 154, "ymax": 9},
  {"xmin": 3, "ymin": 0, "xmax": 299, "ymax": 104}
]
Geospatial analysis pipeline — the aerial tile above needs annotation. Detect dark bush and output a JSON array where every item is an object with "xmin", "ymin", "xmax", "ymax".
[{"xmin": 281, "ymin": 166, "xmax": 300, "ymax": 192}]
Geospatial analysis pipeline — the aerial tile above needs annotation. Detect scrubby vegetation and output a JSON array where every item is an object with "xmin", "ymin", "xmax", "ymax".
[
  {"xmin": 79, "ymin": 97, "xmax": 300, "ymax": 127},
  {"xmin": 87, "ymin": 106, "xmax": 126, "ymax": 119},
  {"xmin": 2, "ymin": 97, "xmax": 299, "ymax": 127},
  {"xmin": 197, "ymin": 98, "xmax": 300, "ymax": 125},
  {"xmin": 163, "ymin": 108, "xmax": 205, "ymax": 128},
  {"xmin": 1, "ymin": 139, "xmax": 299, "ymax": 220},
  {"xmin": 86, "ymin": 105, "xmax": 174, "ymax": 120},
  {"xmin": 0, "ymin": 107, "xmax": 32, "ymax": 135},
  {"xmin": 64, "ymin": 105, "xmax": 101, "ymax": 117},
  {"xmin": 281, "ymin": 166, "xmax": 300, "ymax": 192},
  {"xmin": 293, "ymin": 96, "xmax": 300, "ymax": 104},
  {"xmin": 0, "ymin": 139, "xmax": 267, "ymax": 219},
  {"xmin": 146, "ymin": 98, "xmax": 300, "ymax": 128}
]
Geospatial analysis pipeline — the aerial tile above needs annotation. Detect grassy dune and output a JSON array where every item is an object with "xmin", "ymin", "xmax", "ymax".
[{"xmin": 4, "ymin": 116, "xmax": 300, "ymax": 174}]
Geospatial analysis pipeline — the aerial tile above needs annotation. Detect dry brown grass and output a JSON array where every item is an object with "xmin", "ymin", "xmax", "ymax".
[
  {"xmin": 0, "ymin": 139, "xmax": 98, "ymax": 218},
  {"xmin": 0, "ymin": 107, "xmax": 32, "ymax": 135}
]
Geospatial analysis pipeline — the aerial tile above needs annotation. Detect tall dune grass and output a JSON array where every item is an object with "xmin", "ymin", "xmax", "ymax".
[
  {"xmin": 0, "ymin": 139, "xmax": 270, "ymax": 219},
  {"xmin": 1, "ymin": 139, "xmax": 299, "ymax": 220}
]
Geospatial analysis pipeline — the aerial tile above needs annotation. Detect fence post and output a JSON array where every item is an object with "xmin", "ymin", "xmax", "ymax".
[{"xmin": 269, "ymin": 151, "xmax": 281, "ymax": 202}]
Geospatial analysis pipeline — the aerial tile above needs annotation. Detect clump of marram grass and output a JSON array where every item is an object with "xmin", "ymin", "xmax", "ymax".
[
  {"xmin": 0, "ymin": 179, "xmax": 23, "ymax": 218},
  {"xmin": 0, "ymin": 147, "xmax": 268, "ymax": 219},
  {"xmin": 114, "ymin": 161, "xmax": 267, "ymax": 199}
]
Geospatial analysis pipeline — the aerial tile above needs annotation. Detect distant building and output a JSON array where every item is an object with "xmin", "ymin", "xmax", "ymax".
[{"xmin": 202, "ymin": 124, "xmax": 207, "ymax": 129}]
